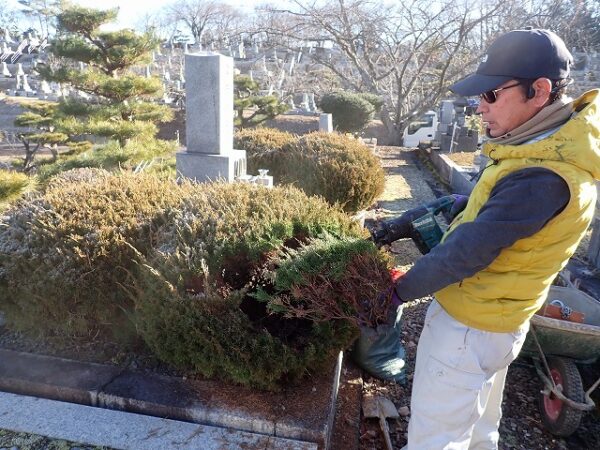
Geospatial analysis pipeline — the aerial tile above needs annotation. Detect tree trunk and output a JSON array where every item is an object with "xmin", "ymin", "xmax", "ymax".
[
  {"xmin": 21, "ymin": 140, "xmax": 40, "ymax": 173},
  {"xmin": 380, "ymin": 108, "xmax": 404, "ymax": 146},
  {"xmin": 50, "ymin": 144, "xmax": 58, "ymax": 162}
]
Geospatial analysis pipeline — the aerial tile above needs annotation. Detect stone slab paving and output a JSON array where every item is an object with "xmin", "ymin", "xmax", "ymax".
[{"xmin": 0, "ymin": 391, "xmax": 316, "ymax": 450}]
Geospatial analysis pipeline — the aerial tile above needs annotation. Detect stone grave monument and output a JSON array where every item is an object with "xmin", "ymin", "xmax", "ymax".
[
  {"xmin": 176, "ymin": 52, "xmax": 246, "ymax": 182},
  {"xmin": 301, "ymin": 92, "xmax": 310, "ymax": 111},
  {"xmin": 319, "ymin": 113, "xmax": 333, "ymax": 132},
  {"xmin": 21, "ymin": 74, "xmax": 33, "ymax": 94},
  {"xmin": 2, "ymin": 62, "xmax": 11, "ymax": 77}
]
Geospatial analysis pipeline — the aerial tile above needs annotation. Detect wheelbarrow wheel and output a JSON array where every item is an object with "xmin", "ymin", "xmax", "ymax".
[{"xmin": 537, "ymin": 357, "xmax": 584, "ymax": 437}]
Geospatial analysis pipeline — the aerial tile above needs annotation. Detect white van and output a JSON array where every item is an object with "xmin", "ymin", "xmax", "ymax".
[{"xmin": 402, "ymin": 111, "xmax": 438, "ymax": 147}]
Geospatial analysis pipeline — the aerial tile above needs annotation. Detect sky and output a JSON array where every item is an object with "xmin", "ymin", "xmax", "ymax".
[{"xmin": 6, "ymin": 0, "xmax": 264, "ymax": 32}]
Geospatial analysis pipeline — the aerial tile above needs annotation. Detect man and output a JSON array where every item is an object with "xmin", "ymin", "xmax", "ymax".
[{"xmin": 394, "ymin": 28, "xmax": 600, "ymax": 449}]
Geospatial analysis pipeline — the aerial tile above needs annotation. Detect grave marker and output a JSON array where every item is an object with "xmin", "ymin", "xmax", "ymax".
[
  {"xmin": 176, "ymin": 53, "xmax": 246, "ymax": 182},
  {"xmin": 2, "ymin": 62, "xmax": 11, "ymax": 77},
  {"xmin": 319, "ymin": 113, "xmax": 333, "ymax": 133}
]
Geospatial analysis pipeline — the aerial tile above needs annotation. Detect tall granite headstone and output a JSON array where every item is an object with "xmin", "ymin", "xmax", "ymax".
[{"xmin": 176, "ymin": 53, "xmax": 246, "ymax": 182}]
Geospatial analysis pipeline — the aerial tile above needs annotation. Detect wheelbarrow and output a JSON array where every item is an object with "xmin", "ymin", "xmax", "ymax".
[{"xmin": 521, "ymin": 285, "xmax": 600, "ymax": 437}]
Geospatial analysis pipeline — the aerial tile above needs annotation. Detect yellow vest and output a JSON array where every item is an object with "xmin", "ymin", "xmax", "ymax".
[{"xmin": 436, "ymin": 90, "xmax": 600, "ymax": 332}]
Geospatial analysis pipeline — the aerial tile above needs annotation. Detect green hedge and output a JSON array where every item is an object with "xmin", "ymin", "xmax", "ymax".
[
  {"xmin": 235, "ymin": 129, "xmax": 385, "ymax": 213},
  {"xmin": 37, "ymin": 136, "xmax": 177, "ymax": 183},
  {"xmin": 318, "ymin": 91, "xmax": 375, "ymax": 132},
  {"xmin": 0, "ymin": 172, "xmax": 388, "ymax": 390}
]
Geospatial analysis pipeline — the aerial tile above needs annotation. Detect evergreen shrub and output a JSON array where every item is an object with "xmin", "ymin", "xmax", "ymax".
[
  {"xmin": 318, "ymin": 91, "xmax": 375, "ymax": 132},
  {"xmin": 37, "ymin": 136, "xmax": 177, "ymax": 182},
  {"xmin": 0, "ymin": 173, "xmax": 386, "ymax": 390},
  {"xmin": 255, "ymin": 235, "xmax": 394, "ymax": 328},
  {"xmin": 234, "ymin": 127, "xmax": 296, "ymax": 176},
  {"xmin": 235, "ymin": 129, "xmax": 385, "ymax": 213},
  {"xmin": 0, "ymin": 170, "xmax": 35, "ymax": 207},
  {"xmin": 131, "ymin": 182, "xmax": 365, "ymax": 389},
  {"xmin": 357, "ymin": 93, "xmax": 384, "ymax": 113},
  {"xmin": 0, "ymin": 171, "xmax": 186, "ymax": 340}
]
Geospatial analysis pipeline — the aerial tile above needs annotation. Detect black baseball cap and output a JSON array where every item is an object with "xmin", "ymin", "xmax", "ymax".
[{"xmin": 450, "ymin": 29, "xmax": 573, "ymax": 96}]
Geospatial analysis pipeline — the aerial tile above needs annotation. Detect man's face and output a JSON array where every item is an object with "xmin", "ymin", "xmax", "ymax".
[{"xmin": 476, "ymin": 80, "xmax": 542, "ymax": 137}]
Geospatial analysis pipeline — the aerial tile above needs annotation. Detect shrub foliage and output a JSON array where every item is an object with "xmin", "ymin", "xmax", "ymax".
[
  {"xmin": 0, "ymin": 170, "xmax": 36, "ymax": 207},
  {"xmin": 0, "ymin": 173, "xmax": 389, "ymax": 390},
  {"xmin": 0, "ymin": 171, "xmax": 186, "ymax": 340},
  {"xmin": 255, "ymin": 235, "xmax": 394, "ymax": 327},
  {"xmin": 37, "ymin": 136, "xmax": 177, "ymax": 183},
  {"xmin": 318, "ymin": 91, "xmax": 375, "ymax": 133},
  {"xmin": 235, "ymin": 129, "xmax": 385, "ymax": 213}
]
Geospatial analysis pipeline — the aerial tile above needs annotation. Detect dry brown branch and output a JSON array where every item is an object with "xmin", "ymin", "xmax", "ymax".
[{"xmin": 271, "ymin": 252, "xmax": 394, "ymax": 328}]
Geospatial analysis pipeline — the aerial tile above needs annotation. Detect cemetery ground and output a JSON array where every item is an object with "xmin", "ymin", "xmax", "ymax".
[{"xmin": 0, "ymin": 113, "xmax": 599, "ymax": 448}]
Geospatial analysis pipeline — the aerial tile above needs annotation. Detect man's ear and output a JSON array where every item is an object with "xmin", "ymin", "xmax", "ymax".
[{"xmin": 530, "ymin": 78, "xmax": 553, "ymax": 106}]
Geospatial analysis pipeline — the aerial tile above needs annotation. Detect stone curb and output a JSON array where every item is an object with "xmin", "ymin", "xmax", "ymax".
[
  {"xmin": 0, "ymin": 390, "xmax": 316, "ymax": 450},
  {"xmin": 426, "ymin": 149, "xmax": 476, "ymax": 195},
  {"xmin": 0, "ymin": 348, "xmax": 344, "ymax": 449}
]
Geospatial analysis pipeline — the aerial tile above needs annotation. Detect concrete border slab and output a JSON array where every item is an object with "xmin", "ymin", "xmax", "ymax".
[
  {"xmin": 0, "ymin": 349, "xmax": 343, "ymax": 449},
  {"xmin": 0, "ymin": 391, "xmax": 316, "ymax": 450},
  {"xmin": 0, "ymin": 349, "xmax": 122, "ymax": 405},
  {"xmin": 425, "ymin": 149, "xmax": 476, "ymax": 195}
]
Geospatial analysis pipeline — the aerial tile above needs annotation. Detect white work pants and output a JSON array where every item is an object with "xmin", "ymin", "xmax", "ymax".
[{"xmin": 406, "ymin": 300, "xmax": 528, "ymax": 450}]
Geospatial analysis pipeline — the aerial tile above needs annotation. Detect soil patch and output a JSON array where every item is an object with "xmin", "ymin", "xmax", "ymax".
[{"xmin": 447, "ymin": 150, "xmax": 478, "ymax": 166}]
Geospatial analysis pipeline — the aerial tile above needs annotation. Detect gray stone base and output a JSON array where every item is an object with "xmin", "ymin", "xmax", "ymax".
[
  {"xmin": 0, "ymin": 391, "xmax": 316, "ymax": 450},
  {"xmin": 176, "ymin": 149, "xmax": 246, "ymax": 182},
  {"xmin": 0, "ymin": 348, "xmax": 343, "ymax": 448},
  {"xmin": 426, "ymin": 149, "xmax": 476, "ymax": 195}
]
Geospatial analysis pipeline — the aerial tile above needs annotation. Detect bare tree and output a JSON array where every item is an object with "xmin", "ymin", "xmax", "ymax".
[
  {"xmin": 164, "ymin": 0, "xmax": 243, "ymax": 48},
  {"xmin": 258, "ymin": 0, "xmax": 519, "ymax": 145},
  {"xmin": 17, "ymin": 0, "xmax": 61, "ymax": 37},
  {"xmin": 525, "ymin": 0, "xmax": 599, "ymax": 51},
  {"xmin": 134, "ymin": 11, "xmax": 181, "ymax": 42},
  {"xmin": 207, "ymin": 4, "xmax": 245, "ymax": 47}
]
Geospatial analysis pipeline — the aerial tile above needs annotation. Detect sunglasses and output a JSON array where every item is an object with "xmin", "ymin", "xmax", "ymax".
[{"xmin": 480, "ymin": 82, "xmax": 523, "ymax": 104}]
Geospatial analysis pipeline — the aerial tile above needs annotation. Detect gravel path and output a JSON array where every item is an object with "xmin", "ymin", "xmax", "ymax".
[{"xmin": 358, "ymin": 146, "xmax": 600, "ymax": 450}]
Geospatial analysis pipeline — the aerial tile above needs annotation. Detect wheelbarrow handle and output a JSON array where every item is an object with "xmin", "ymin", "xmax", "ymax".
[
  {"xmin": 585, "ymin": 375, "xmax": 600, "ymax": 407},
  {"xmin": 530, "ymin": 324, "xmax": 596, "ymax": 412},
  {"xmin": 534, "ymin": 360, "xmax": 596, "ymax": 411}
]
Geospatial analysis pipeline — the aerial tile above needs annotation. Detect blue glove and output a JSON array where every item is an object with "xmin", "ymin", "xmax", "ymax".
[{"xmin": 449, "ymin": 194, "xmax": 469, "ymax": 221}]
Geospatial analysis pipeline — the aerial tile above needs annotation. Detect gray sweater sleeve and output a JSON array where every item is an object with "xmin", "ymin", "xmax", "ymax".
[{"xmin": 395, "ymin": 168, "xmax": 570, "ymax": 301}]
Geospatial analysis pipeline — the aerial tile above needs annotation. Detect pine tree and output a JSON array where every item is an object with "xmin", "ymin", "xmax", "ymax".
[
  {"xmin": 22, "ymin": 5, "xmax": 173, "ymax": 150},
  {"xmin": 13, "ymin": 101, "xmax": 67, "ymax": 172},
  {"xmin": 234, "ymin": 75, "xmax": 288, "ymax": 129}
]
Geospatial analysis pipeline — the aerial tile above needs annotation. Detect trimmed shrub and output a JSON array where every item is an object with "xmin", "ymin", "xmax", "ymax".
[
  {"xmin": 255, "ymin": 235, "xmax": 394, "ymax": 328},
  {"xmin": 0, "ymin": 171, "xmax": 187, "ymax": 340},
  {"xmin": 318, "ymin": 91, "xmax": 375, "ymax": 132},
  {"xmin": 131, "ymin": 182, "xmax": 365, "ymax": 389},
  {"xmin": 37, "ymin": 136, "xmax": 177, "ymax": 182},
  {"xmin": 234, "ymin": 128, "xmax": 296, "ymax": 175},
  {"xmin": 235, "ymin": 129, "xmax": 385, "ymax": 213},
  {"xmin": 357, "ymin": 93, "xmax": 384, "ymax": 113},
  {"xmin": 0, "ymin": 173, "xmax": 386, "ymax": 390},
  {"xmin": 290, "ymin": 133, "xmax": 385, "ymax": 212}
]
